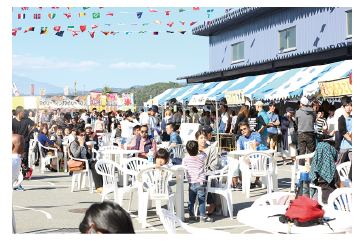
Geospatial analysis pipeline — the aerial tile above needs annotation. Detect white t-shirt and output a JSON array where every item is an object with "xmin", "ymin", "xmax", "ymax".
[
  {"xmin": 121, "ymin": 119, "xmax": 140, "ymax": 138},
  {"xmin": 221, "ymin": 112, "xmax": 229, "ymax": 123},
  {"xmin": 327, "ymin": 115, "xmax": 336, "ymax": 135},
  {"xmin": 12, "ymin": 154, "xmax": 21, "ymax": 179},
  {"xmin": 193, "ymin": 113, "xmax": 200, "ymax": 123}
]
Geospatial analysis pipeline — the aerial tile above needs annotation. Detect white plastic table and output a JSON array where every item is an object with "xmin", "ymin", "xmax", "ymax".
[
  {"xmin": 237, "ymin": 205, "xmax": 352, "ymax": 234},
  {"xmin": 228, "ymin": 149, "xmax": 277, "ymax": 193}
]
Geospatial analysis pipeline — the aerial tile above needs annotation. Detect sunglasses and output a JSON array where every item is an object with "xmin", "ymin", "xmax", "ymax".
[
  {"xmin": 141, "ymin": 131, "xmax": 147, "ymax": 134},
  {"xmin": 240, "ymin": 128, "xmax": 248, "ymax": 132},
  {"xmin": 79, "ymin": 134, "xmax": 86, "ymax": 137}
]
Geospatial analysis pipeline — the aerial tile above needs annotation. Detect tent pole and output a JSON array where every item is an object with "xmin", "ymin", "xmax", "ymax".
[{"xmin": 216, "ymin": 101, "xmax": 220, "ymax": 153}]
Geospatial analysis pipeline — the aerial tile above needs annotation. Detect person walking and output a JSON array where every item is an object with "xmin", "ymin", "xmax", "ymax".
[
  {"xmin": 266, "ymin": 101, "xmax": 280, "ymax": 150},
  {"xmin": 280, "ymin": 107, "xmax": 297, "ymax": 165},
  {"xmin": 255, "ymin": 101, "xmax": 270, "ymax": 147}
]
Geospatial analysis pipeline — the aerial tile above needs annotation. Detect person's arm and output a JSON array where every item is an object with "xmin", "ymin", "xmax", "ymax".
[
  {"xmin": 274, "ymin": 115, "xmax": 280, "ymax": 126},
  {"xmin": 208, "ymin": 145, "xmax": 221, "ymax": 171},
  {"xmin": 128, "ymin": 139, "xmax": 136, "ymax": 150},
  {"xmin": 338, "ymin": 116, "xmax": 347, "ymax": 141},
  {"xmin": 70, "ymin": 142, "xmax": 82, "ymax": 158},
  {"xmin": 257, "ymin": 117, "xmax": 267, "ymax": 134},
  {"xmin": 151, "ymin": 139, "xmax": 157, "ymax": 157},
  {"xmin": 255, "ymin": 133, "xmax": 262, "ymax": 146}
]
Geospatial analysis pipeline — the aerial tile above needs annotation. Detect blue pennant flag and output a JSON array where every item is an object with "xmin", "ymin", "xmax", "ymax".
[
  {"xmin": 55, "ymin": 31, "xmax": 64, "ymax": 37},
  {"xmin": 137, "ymin": 12, "xmax": 143, "ymax": 19}
]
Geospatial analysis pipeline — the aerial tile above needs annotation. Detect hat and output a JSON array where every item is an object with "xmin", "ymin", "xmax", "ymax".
[
  {"xmin": 255, "ymin": 101, "xmax": 263, "ymax": 106},
  {"xmin": 300, "ymin": 97, "xmax": 310, "ymax": 106},
  {"xmin": 269, "ymin": 101, "xmax": 276, "ymax": 107},
  {"xmin": 60, "ymin": 112, "xmax": 64, "ymax": 115},
  {"xmin": 85, "ymin": 124, "xmax": 92, "ymax": 129},
  {"xmin": 151, "ymin": 105, "xmax": 158, "ymax": 113},
  {"xmin": 286, "ymin": 107, "xmax": 295, "ymax": 113},
  {"xmin": 200, "ymin": 125, "xmax": 212, "ymax": 134}
]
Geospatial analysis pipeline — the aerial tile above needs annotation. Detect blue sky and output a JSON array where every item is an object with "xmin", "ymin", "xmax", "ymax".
[{"xmin": 12, "ymin": 6, "xmax": 234, "ymax": 90}]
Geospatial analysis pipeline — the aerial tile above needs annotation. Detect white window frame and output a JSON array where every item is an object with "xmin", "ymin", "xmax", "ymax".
[
  {"xmin": 278, "ymin": 26, "xmax": 296, "ymax": 53},
  {"xmin": 231, "ymin": 41, "xmax": 244, "ymax": 64},
  {"xmin": 346, "ymin": 10, "xmax": 352, "ymax": 38}
]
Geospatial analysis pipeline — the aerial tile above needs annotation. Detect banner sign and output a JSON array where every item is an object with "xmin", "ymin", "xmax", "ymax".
[
  {"xmin": 106, "ymin": 92, "xmax": 118, "ymax": 112},
  {"xmin": 225, "ymin": 89, "xmax": 245, "ymax": 105},
  {"xmin": 40, "ymin": 88, "xmax": 46, "ymax": 95},
  {"xmin": 31, "ymin": 84, "xmax": 34, "ymax": 96},
  {"xmin": 63, "ymin": 95, "xmax": 87, "ymax": 109},
  {"xmin": 12, "ymin": 83, "xmax": 21, "ymax": 96},
  {"xmin": 188, "ymin": 94, "xmax": 207, "ymax": 106},
  {"xmin": 122, "ymin": 92, "xmax": 134, "ymax": 107},
  {"xmin": 318, "ymin": 77, "xmax": 352, "ymax": 98},
  {"xmin": 39, "ymin": 95, "xmax": 87, "ymax": 109},
  {"xmin": 39, "ymin": 95, "xmax": 63, "ymax": 109},
  {"xmin": 90, "ymin": 91, "xmax": 102, "ymax": 111},
  {"xmin": 64, "ymin": 86, "xmax": 69, "ymax": 95}
]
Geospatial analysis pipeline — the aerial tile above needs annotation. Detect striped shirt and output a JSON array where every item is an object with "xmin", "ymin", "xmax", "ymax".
[
  {"xmin": 316, "ymin": 117, "xmax": 327, "ymax": 135},
  {"xmin": 183, "ymin": 151, "xmax": 207, "ymax": 183}
]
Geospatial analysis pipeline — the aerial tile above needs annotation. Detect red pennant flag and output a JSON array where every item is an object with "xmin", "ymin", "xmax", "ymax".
[
  {"xmin": 349, "ymin": 72, "xmax": 352, "ymax": 85},
  {"xmin": 165, "ymin": 11, "xmax": 170, "ymax": 15},
  {"xmin": 193, "ymin": 7, "xmax": 200, "ymax": 10},
  {"xmin": 64, "ymin": 13, "xmax": 71, "ymax": 19},
  {"xmin": 24, "ymin": 30, "xmax": 28, "ymax": 33},
  {"xmin": 72, "ymin": 31, "xmax": 79, "ymax": 37},
  {"xmin": 52, "ymin": 7, "xmax": 59, "ymax": 9},
  {"xmin": 80, "ymin": 25, "xmax": 86, "ymax": 32},
  {"xmin": 190, "ymin": 21, "xmax": 198, "ymax": 26},
  {"xmin": 89, "ymin": 31, "xmax": 95, "ymax": 38},
  {"xmin": 99, "ymin": 7, "xmax": 104, "ymax": 9},
  {"xmin": 54, "ymin": 26, "xmax": 61, "ymax": 32},
  {"xmin": 167, "ymin": 22, "xmax": 174, "ymax": 27},
  {"xmin": 101, "ymin": 31, "xmax": 109, "ymax": 35},
  {"xmin": 92, "ymin": 25, "xmax": 98, "ymax": 29},
  {"xmin": 12, "ymin": 29, "xmax": 17, "ymax": 36},
  {"xmin": 106, "ymin": 12, "xmax": 114, "ymax": 16}
]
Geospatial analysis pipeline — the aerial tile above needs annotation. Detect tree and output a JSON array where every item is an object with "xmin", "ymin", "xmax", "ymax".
[{"xmin": 102, "ymin": 85, "xmax": 114, "ymax": 95}]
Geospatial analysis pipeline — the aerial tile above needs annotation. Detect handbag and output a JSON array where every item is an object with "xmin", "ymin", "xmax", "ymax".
[{"xmin": 67, "ymin": 159, "xmax": 84, "ymax": 171}]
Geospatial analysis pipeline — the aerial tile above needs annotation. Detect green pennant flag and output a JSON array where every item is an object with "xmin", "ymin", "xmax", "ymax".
[
  {"xmin": 139, "ymin": 31, "xmax": 147, "ymax": 33},
  {"xmin": 179, "ymin": 8, "xmax": 186, "ymax": 12},
  {"xmin": 48, "ymin": 13, "xmax": 56, "ymax": 19},
  {"xmin": 93, "ymin": 13, "xmax": 100, "ymax": 19},
  {"xmin": 142, "ymin": 23, "xmax": 149, "ymax": 26},
  {"xmin": 83, "ymin": 7, "xmax": 90, "ymax": 10}
]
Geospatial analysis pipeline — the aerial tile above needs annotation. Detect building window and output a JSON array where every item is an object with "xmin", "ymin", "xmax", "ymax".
[
  {"xmin": 346, "ymin": 10, "xmax": 352, "ymax": 37},
  {"xmin": 279, "ymin": 26, "xmax": 296, "ymax": 52},
  {"xmin": 231, "ymin": 41, "xmax": 244, "ymax": 63}
]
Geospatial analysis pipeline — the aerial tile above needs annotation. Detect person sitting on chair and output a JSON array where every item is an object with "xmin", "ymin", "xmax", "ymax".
[
  {"xmin": 127, "ymin": 125, "xmax": 156, "ymax": 159},
  {"xmin": 166, "ymin": 122, "xmax": 183, "ymax": 165}
]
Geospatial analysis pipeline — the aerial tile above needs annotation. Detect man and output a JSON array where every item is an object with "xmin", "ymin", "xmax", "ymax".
[
  {"xmin": 101, "ymin": 110, "xmax": 108, "ymax": 132},
  {"xmin": 326, "ymin": 105, "xmax": 336, "ymax": 138},
  {"xmin": 128, "ymin": 125, "xmax": 156, "ymax": 159},
  {"xmin": 90, "ymin": 108, "xmax": 97, "ymax": 129},
  {"xmin": 295, "ymin": 96, "xmax": 316, "ymax": 165},
  {"xmin": 183, "ymin": 110, "xmax": 192, "ymax": 124},
  {"xmin": 202, "ymin": 111, "xmax": 211, "ymax": 126},
  {"xmin": 166, "ymin": 122, "xmax": 183, "ymax": 164},
  {"xmin": 85, "ymin": 123, "xmax": 99, "ymax": 151},
  {"xmin": 64, "ymin": 111, "xmax": 72, "ymax": 123},
  {"xmin": 81, "ymin": 111, "xmax": 89, "ymax": 124},
  {"xmin": 68, "ymin": 117, "xmax": 77, "ymax": 131},
  {"xmin": 334, "ymin": 96, "xmax": 352, "ymax": 145},
  {"xmin": 49, "ymin": 123, "xmax": 58, "ymax": 137},
  {"xmin": 49, "ymin": 109, "xmax": 58, "ymax": 124},
  {"xmin": 126, "ymin": 125, "xmax": 141, "ymax": 148},
  {"xmin": 172, "ymin": 109, "xmax": 182, "ymax": 131},
  {"xmin": 139, "ymin": 108, "xmax": 149, "ymax": 129},
  {"xmin": 148, "ymin": 105, "xmax": 160, "ymax": 137},
  {"xmin": 13, "ymin": 134, "xmax": 25, "ymax": 191},
  {"xmin": 192, "ymin": 107, "xmax": 200, "ymax": 124},
  {"xmin": 219, "ymin": 105, "xmax": 230, "ymax": 133},
  {"xmin": 255, "ymin": 101, "xmax": 270, "ymax": 147},
  {"xmin": 266, "ymin": 101, "xmax": 280, "ymax": 150},
  {"xmin": 12, "ymin": 106, "xmax": 34, "ymax": 179},
  {"xmin": 321, "ymin": 100, "xmax": 330, "ymax": 119},
  {"xmin": 47, "ymin": 128, "xmax": 64, "ymax": 171},
  {"xmin": 335, "ymin": 97, "xmax": 352, "ymax": 165},
  {"xmin": 57, "ymin": 112, "xmax": 67, "ymax": 130}
]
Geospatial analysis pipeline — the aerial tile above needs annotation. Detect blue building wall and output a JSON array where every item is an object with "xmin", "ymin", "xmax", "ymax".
[{"xmin": 209, "ymin": 7, "xmax": 352, "ymax": 71}]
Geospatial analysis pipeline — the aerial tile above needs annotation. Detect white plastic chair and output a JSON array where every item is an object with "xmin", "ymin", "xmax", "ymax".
[
  {"xmin": 251, "ymin": 192, "xmax": 294, "ymax": 207},
  {"xmin": 68, "ymin": 143, "xmax": 94, "ymax": 193},
  {"xmin": 95, "ymin": 159, "xmax": 118, "ymax": 202},
  {"xmin": 136, "ymin": 166, "xmax": 181, "ymax": 228},
  {"xmin": 159, "ymin": 209, "xmax": 230, "ymax": 234},
  {"xmin": 336, "ymin": 162, "xmax": 352, "ymax": 187},
  {"xmin": 169, "ymin": 145, "xmax": 187, "ymax": 181},
  {"xmin": 291, "ymin": 152, "xmax": 315, "ymax": 192},
  {"xmin": 325, "ymin": 188, "xmax": 352, "ymax": 212},
  {"xmin": 211, "ymin": 141, "xmax": 218, "ymax": 149},
  {"xmin": 243, "ymin": 152, "xmax": 277, "ymax": 198},
  {"xmin": 219, "ymin": 157, "xmax": 229, "ymax": 168},
  {"xmin": 37, "ymin": 141, "xmax": 59, "ymax": 173},
  {"xmin": 28, "ymin": 139, "xmax": 38, "ymax": 170},
  {"xmin": 205, "ymin": 157, "xmax": 239, "ymax": 219}
]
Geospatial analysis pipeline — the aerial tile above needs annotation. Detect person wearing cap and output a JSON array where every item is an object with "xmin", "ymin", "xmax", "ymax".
[
  {"xmin": 266, "ymin": 101, "xmax": 280, "ymax": 150},
  {"xmin": 255, "ymin": 101, "xmax": 270, "ymax": 146},
  {"xmin": 85, "ymin": 123, "xmax": 99, "ymax": 150},
  {"xmin": 295, "ymin": 96, "xmax": 316, "ymax": 166},
  {"xmin": 281, "ymin": 107, "xmax": 297, "ymax": 165},
  {"xmin": 148, "ymin": 105, "xmax": 160, "ymax": 137}
]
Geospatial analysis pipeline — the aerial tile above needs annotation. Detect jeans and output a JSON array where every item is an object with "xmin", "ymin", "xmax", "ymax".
[
  {"xmin": 261, "ymin": 134, "xmax": 268, "ymax": 147},
  {"xmin": 22, "ymin": 142, "xmax": 30, "ymax": 170},
  {"xmin": 188, "ymin": 182, "xmax": 207, "ymax": 217}
]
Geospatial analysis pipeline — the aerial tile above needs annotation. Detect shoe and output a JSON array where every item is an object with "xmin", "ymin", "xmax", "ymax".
[
  {"xmin": 232, "ymin": 182, "xmax": 242, "ymax": 190},
  {"xmin": 283, "ymin": 161, "xmax": 287, "ymax": 165},
  {"xmin": 255, "ymin": 180, "xmax": 262, "ymax": 188},
  {"xmin": 45, "ymin": 164, "xmax": 51, "ymax": 169},
  {"xmin": 27, "ymin": 168, "xmax": 33, "ymax": 180},
  {"xmin": 97, "ymin": 187, "xmax": 103, "ymax": 193},
  {"xmin": 14, "ymin": 186, "xmax": 25, "ymax": 191},
  {"xmin": 206, "ymin": 205, "xmax": 216, "ymax": 215},
  {"xmin": 200, "ymin": 216, "xmax": 213, "ymax": 222},
  {"xmin": 69, "ymin": 171, "xmax": 73, "ymax": 176},
  {"xmin": 50, "ymin": 168, "xmax": 57, "ymax": 172},
  {"xmin": 35, "ymin": 161, "xmax": 39, "ymax": 166},
  {"xmin": 189, "ymin": 216, "xmax": 197, "ymax": 223}
]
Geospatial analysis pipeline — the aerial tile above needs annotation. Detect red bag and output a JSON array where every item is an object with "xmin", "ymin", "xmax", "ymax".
[{"xmin": 285, "ymin": 196, "xmax": 324, "ymax": 224}]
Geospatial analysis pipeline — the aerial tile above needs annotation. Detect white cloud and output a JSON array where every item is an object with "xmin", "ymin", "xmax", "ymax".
[
  {"xmin": 110, "ymin": 62, "xmax": 175, "ymax": 69},
  {"xmin": 12, "ymin": 55, "xmax": 101, "ymax": 71}
]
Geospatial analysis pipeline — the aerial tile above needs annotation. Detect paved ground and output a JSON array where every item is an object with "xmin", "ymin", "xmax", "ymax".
[{"xmin": 13, "ymin": 156, "xmax": 295, "ymax": 234}]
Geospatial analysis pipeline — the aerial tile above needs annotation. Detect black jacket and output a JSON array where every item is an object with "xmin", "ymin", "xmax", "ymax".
[{"xmin": 335, "ymin": 115, "xmax": 348, "ymax": 151}]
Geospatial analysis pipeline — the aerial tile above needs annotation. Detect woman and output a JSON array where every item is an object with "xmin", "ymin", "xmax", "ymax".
[
  {"xmin": 160, "ymin": 109, "xmax": 172, "ymax": 141},
  {"xmin": 192, "ymin": 107, "xmax": 200, "ymax": 123},
  {"xmin": 195, "ymin": 130, "xmax": 222, "ymax": 215},
  {"xmin": 184, "ymin": 110, "xmax": 192, "ymax": 123},
  {"xmin": 309, "ymin": 142, "xmax": 345, "ymax": 204},
  {"xmin": 280, "ymin": 107, "xmax": 297, "ymax": 165},
  {"xmin": 37, "ymin": 124, "xmax": 62, "ymax": 172},
  {"xmin": 69, "ymin": 128, "xmax": 103, "ymax": 193},
  {"xmin": 28, "ymin": 110, "xmax": 35, "ymax": 122},
  {"xmin": 107, "ymin": 112, "xmax": 114, "ymax": 133},
  {"xmin": 234, "ymin": 105, "xmax": 249, "ymax": 136},
  {"xmin": 94, "ymin": 114, "xmax": 105, "ymax": 134},
  {"xmin": 79, "ymin": 202, "xmax": 135, "ymax": 234}
]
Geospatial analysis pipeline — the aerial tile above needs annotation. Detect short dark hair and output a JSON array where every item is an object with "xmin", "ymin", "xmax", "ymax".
[
  {"xmin": 212, "ymin": 111, "xmax": 216, "ymax": 116},
  {"xmin": 141, "ymin": 125, "xmax": 148, "ymax": 131},
  {"xmin": 329, "ymin": 105, "xmax": 336, "ymax": 111},
  {"xmin": 341, "ymin": 97, "xmax": 352, "ymax": 107},
  {"xmin": 238, "ymin": 121, "xmax": 249, "ymax": 128},
  {"xmin": 179, "ymin": 109, "xmax": 183, "ymax": 114},
  {"xmin": 92, "ymin": 108, "xmax": 97, "ymax": 111},
  {"xmin": 269, "ymin": 101, "xmax": 276, "ymax": 107},
  {"xmin": 166, "ymin": 122, "xmax": 176, "ymax": 131},
  {"xmin": 230, "ymin": 110, "xmax": 235, "ymax": 116},
  {"xmin": 97, "ymin": 113, "xmax": 102, "ymax": 118},
  {"xmin": 185, "ymin": 110, "xmax": 190, "ymax": 115},
  {"xmin": 64, "ymin": 127, "xmax": 70, "ymax": 132},
  {"xmin": 318, "ymin": 107, "xmax": 325, "ymax": 113},
  {"xmin": 79, "ymin": 201, "xmax": 135, "ymax": 234},
  {"xmin": 141, "ymin": 108, "xmax": 144, "ymax": 112},
  {"xmin": 195, "ymin": 130, "xmax": 207, "ymax": 140},
  {"xmin": 192, "ymin": 107, "xmax": 198, "ymax": 113},
  {"xmin": 154, "ymin": 148, "xmax": 170, "ymax": 164},
  {"xmin": 16, "ymin": 106, "xmax": 24, "ymax": 115},
  {"xmin": 222, "ymin": 105, "xmax": 228, "ymax": 111},
  {"xmin": 133, "ymin": 125, "xmax": 141, "ymax": 132},
  {"xmin": 124, "ymin": 111, "xmax": 132, "ymax": 118},
  {"xmin": 186, "ymin": 140, "xmax": 198, "ymax": 156},
  {"xmin": 76, "ymin": 128, "xmax": 85, "ymax": 135}
]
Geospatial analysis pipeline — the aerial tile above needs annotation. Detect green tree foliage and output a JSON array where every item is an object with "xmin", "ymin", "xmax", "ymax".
[{"xmin": 102, "ymin": 85, "xmax": 114, "ymax": 95}]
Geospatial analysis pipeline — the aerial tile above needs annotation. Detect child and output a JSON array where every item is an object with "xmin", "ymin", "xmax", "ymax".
[{"xmin": 183, "ymin": 140, "xmax": 213, "ymax": 223}]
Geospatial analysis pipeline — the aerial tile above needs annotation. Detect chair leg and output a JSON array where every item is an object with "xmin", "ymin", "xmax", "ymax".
[
  {"xmin": 222, "ymin": 196, "xmax": 228, "ymax": 216},
  {"xmin": 141, "ymin": 194, "xmax": 149, "ymax": 228},
  {"xmin": 273, "ymin": 173, "xmax": 278, "ymax": 192},
  {"xmin": 226, "ymin": 191, "xmax": 233, "ymax": 220},
  {"xmin": 88, "ymin": 171, "xmax": 94, "ymax": 193},
  {"xmin": 81, "ymin": 173, "xmax": 86, "ymax": 189},
  {"xmin": 71, "ymin": 174, "xmax": 75, "ymax": 192},
  {"xmin": 156, "ymin": 200, "xmax": 161, "ymax": 215},
  {"xmin": 291, "ymin": 167, "xmax": 296, "ymax": 192},
  {"xmin": 41, "ymin": 158, "xmax": 45, "ymax": 174},
  {"xmin": 246, "ymin": 174, "xmax": 251, "ymax": 198},
  {"xmin": 128, "ymin": 192, "xmax": 133, "ymax": 211},
  {"xmin": 118, "ymin": 189, "xmax": 124, "ymax": 207}
]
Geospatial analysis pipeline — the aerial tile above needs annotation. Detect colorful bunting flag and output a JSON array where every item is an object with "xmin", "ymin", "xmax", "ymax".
[
  {"xmin": 93, "ymin": 13, "xmax": 100, "ymax": 19},
  {"xmin": 83, "ymin": 7, "xmax": 90, "ymax": 10},
  {"xmin": 193, "ymin": 7, "xmax": 200, "ymax": 11},
  {"xmin": 167, "ymin": 22, "xmax": 174, "ymax": 27},
  {"xmin": 126, "ymin": 31, "xmax": 131, "ymax": 35},
  {"xmin": 137, "ymin": 12, "xmax": 143, "ymax": 19},
  {"xmin": 106, "ymin": 12, "xmax": 114, "ymax": 16},
  {"xmin": 179, "ymin": 21, "xmax": 186, "ymax": 25},
  {"xmin": 109, "ymin": 31, "xmax": 119, "ymax": 35},
  {"xmin": 154, "ymin": 20, "xmax": 161, "ymax": 24},
  {"xmin": 104, "ymin": 23, "xmax": 111, "ymax": 26},
  {"xmin": 190, "ymin": 21, "xmax": 198, "ymax": 26},
  {"xmin": 204, "ymin": 21, "xmax": 210, "ymax": 26},
  {"xmin": 21, "ymin": 7, "xmax": 29, "ymax": 11},
  {"xmin": 48, "ymin": 13, "xmax": 56, "ymax": 19},
  {"xmin": 64, "ymin": 13, "xmax": 71, "ymax": 19},
  {"xmin": 40, "ymin": 88, "xmax": 46, "ymax": 95},
  {"xmin": 34, "ymin": 14, "xmax": 41, "ymax": 19},
  {"xmin": 225, "ymin": 8, "xmax": 234, "ymax": 13},
  {"xmin": 12, "ymin": 29, "xmax": 17, "ymax": 36},
  {"xmin": 142, "ymin": 23, "xmax": 149, "ymax": 26},
  {"xmin": 179, "ymin": 8, "xmax": 186, "ymax": 12},
  {"xmin": 166, "ymin": 31, "xmax": 174, "ymax": 33},
  {"xmin": 16, "ymin": 27, "xmax": 22, "ymax": 31},
  {"xmin": 80, "ymin": 25, "xmax": 86, "ymax": 32},
  {"xmin": 68, "ymin": 7, "xmax": 74, "ymax": 10},
  {"xmin": 153, "ymin": 31, "xmax": 158, "ymax": 35},
  {"xmin": 52, "ymin": 7, "xmax": 59, "ymax": 9},
  {"xmin": 178, "ymin": 31, "xmax": 186, "ymax": 34},
  {"xmin": 101, "ymin": 31, "xmax": 109, "ymax": 35},
  {"xmin": 18, "ymin": 14, "xmax": 25, "ymax": 19},
  {"xmin": 55, "ymin": 31, "xmax": 64, "ymax": 37},
  {"xmin": 99, "ymin": 7, "xmax": 104, "ymax": 9},
  {"xmin": 28, "ymin": 27, "xmax": 35, "ymax": 31},
  {"xmin": 89, "ymin": 31, "xmax": 95, "ymax": 38},
  {"xmin": 54, "ymin": 26, "xmax": 61, "ymax": 32},
  {"xmin": 207, "ymin": 9, "xmax": 214, "ymax": 18},
  {"xmin": 40, "ymin": 27, "xmax": 48, "ymax": 34},
  {"xmin": 37, "ymin": 7, "xmax": 42, "ymax": 11},
  {"xmin": 24, "ymin": 30, "xmax": 28, "ymax": 33},
  {"xmin": 118, "ymin": 23, "xmax": 125, "ymax": 25},
  {"xmin": 92, "ymin": 25, "xmax": 98, "ymax": 29},
  {"xmin": 149, "ymin": 9, "xmax": 158, "ymax": 12},
  {"xmin": 139, "ymin": 31, "xmax": 146, "ymax": 33},
  {"xmin": 165, "ymin": 11, "xmax": 170, "ymax": 15},
  {"xmin": 67, "ymin": 26, "xmax": 74, "ymax": 31},
  {"xmin": 72, "ymin": 31, "xmax": 80, "ymax": 37},
  {"xmin": 79, "ymin": 13, "xmax": 86, "ymax": 17},
  {"xmin": 131, "ymin": 23, "xmax": 137, "ymax": 25}
]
